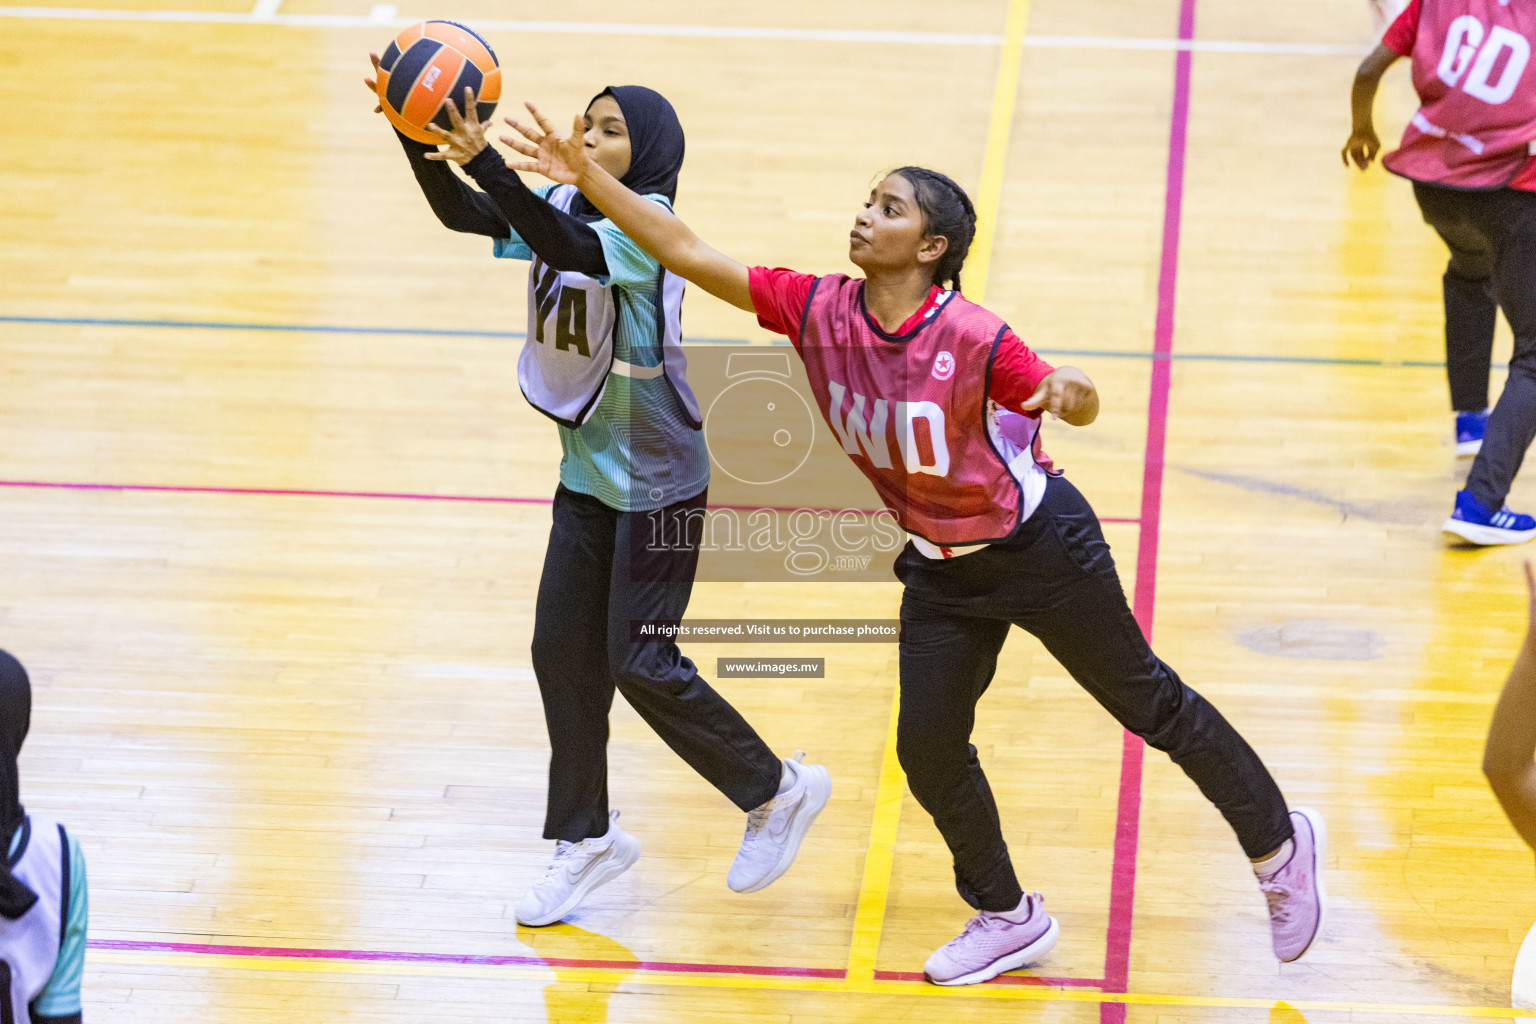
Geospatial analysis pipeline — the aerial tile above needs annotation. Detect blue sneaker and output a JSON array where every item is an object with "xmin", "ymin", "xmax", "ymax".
[
  {"xmin": 1444, "ymin": 489, "xmax": 1536, "ymax": 546},
  {"xmin": 1456, "ymin": 409, "xmax": 1489, "ymax": 457}
]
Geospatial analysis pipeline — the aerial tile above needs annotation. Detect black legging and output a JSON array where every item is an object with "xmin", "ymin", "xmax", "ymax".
[
  {"xmin": 1415, "ymin": 182, "xmax": 1536, "ymax": 509},
  {"xmin": 531, "ymin": 484, "xmax": 783, "ymax": 842},
  {"xmin": 895, "ymin": 475, "xmax": 1294, "ymax": 912}
]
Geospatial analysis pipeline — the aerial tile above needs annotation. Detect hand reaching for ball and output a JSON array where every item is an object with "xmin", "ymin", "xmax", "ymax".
[
  {"xmin": 363, "ymin": 52, "xmax": 383, "ymax": 114},
  {"xmin": 423, "ymin": 87, "xmax": 493, "ymax": 165},
  {"xmin": 501, "ymin": 104, "xmax": 591, "ymax": 186}
]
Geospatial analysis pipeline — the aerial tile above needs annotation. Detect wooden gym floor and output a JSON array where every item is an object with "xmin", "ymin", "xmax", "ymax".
[{"xmin": 1, "ymin": 0, "xmax": 1532, "ymax": 1020}]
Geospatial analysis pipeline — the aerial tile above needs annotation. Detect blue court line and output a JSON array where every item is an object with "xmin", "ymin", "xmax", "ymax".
[
  {"xmin": 1034, "ymin": 346, "xmax": 1463, "ymax": 369},
  {"xmin": 0, "ymin": 314, "xmax": 1470, "ymax": 368},
  {"xmin": 0, "ymin": 314, "xmax": 746, "ymax": 346}
]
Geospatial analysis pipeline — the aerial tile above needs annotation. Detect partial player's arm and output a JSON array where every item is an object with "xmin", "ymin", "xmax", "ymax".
[
  {"xmin": 503, "ymin": 104, "xmax": 755, "ymax": 313},
  {"xmin": 1024, "ymin": 368, "xmax": 1098, "ymax": 426},
  {"xmin": 424, "ymin": 90, "xmax": 607, "ymax": 275},
  {"xmin": 990, "ymin": 333, "xmax": 1099, "ymax": 427},
  {"xmin": 397, "ymin": 133, "xmax": 510, "ymax": 237},
  {"xmin": 1343, "ymin": 44, "xmax": 1402, "ymax": 170},
  {"xmin": 366, "ymin": 55, "xmax": 508, "ymax": 237},
  {"xmin": 1484, "ymin": 562, "xmax": 1536, "ymax": 856}
]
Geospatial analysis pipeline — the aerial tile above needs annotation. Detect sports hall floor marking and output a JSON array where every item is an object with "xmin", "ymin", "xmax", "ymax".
[
  {"xmin": 1098, "ymin": 0, "xmax": 1196, "ymax": 1018},
  {"xmin": 842, "ymin": 683, "xmax": 907, "ymax": 983},
  {"xmin": 0, "ymin": 5, "xmax": 1368, "ymax": 54},
  {"xmin": 82, "ymin": 946, "xmax": 1532, "ymax": 1017},
  {"xmin": 87, "ymin": 938, "xmax": 847, "ymax": 978},
  {"xmin": 964, "ymin": 0, "xmax": 1031, "ymax": 306},
  {"xmin": 0, "ymin": 316, "xmax": 1463, "ymax": 370},
  {"xmin": 0, "ymin": 478, "xmax": 1142, "ymax": 524}
]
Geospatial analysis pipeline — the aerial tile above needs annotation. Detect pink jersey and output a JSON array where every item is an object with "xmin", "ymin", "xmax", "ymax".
[
  {"xmin": 1383, "ymin": 0, "xmax": 1536, "ymax": 188},
  {"xmin": 795, "ymin": 274, "xmax": 1048, "ymax": 547}
]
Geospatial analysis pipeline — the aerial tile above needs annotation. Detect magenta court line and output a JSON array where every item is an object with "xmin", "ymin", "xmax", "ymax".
[
  {"xmin": 1100, "ymin": 0, "xmax": 1197, "ymax": 1021},
  {"xmin": 874, "ymin": 969, "xmax": 1103, "ymax": 989},
  {"xmin": 90, "ymin": 938, "xmax": 1110, "ymax": 989},
  {"xmin": 0, "ymin": 477, "xmax": 1141, "ymax": 523},
  {"xmin": 87, "ymin": 938, "xmax": 844, "ymax": 978}
]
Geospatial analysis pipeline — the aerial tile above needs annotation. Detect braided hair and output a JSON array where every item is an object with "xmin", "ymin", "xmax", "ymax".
[{"xmin": 890, "ymin": 166, "xmax": 977, "ymax": 293}]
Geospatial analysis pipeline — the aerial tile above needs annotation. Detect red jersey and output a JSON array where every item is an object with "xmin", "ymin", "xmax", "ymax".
[
  {"xmin": 750, "ymin": 268, "xmax": 1057, "ymax": 548},
  {"xmin": 750, "ymin": 268, "xmax": 1056, "ymax": 412},
  {"xmin": 1382, "ymin": 0, "xmax": 1536, "ymax": 189}
]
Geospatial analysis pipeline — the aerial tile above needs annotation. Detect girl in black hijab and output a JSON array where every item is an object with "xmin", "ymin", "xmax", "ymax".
[
  {"xmin": 0, "ymin": 650, "xmax": 34, "ymax": 921},
  {"xmin": 362, "ymin": 74, "xmax": 831, "ymax": 927},
  {"xmin": 0, "ymin": 650, "xmax": 89, "ymax": 1023}
]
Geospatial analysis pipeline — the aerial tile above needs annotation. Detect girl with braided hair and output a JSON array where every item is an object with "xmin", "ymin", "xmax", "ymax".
[{"xmin": 501, "ymin": 104, "xmax": 1325, "ymax": 983}]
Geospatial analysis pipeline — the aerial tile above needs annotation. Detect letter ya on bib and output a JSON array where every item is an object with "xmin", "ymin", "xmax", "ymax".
[{"xmin": 517, "ymin": 185, "xmax": 702, "ymax": 429}]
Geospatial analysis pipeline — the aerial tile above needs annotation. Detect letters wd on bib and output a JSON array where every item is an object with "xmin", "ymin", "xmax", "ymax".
[{"xmin": 796, "ymin": 276, "xmax": 1052, "ymax": 559}]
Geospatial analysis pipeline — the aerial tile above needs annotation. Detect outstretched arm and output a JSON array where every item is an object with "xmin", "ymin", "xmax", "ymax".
[
  {"xmin": 504, "ymin": 104, "xmax": 755, "ymax": 312},
  {"xmin": 422, "ymin": 90, "xmax": 607, "ymax": 274},
  {"xmin": 1342, "ymin": 44, "xmax": 1401, "ymax": 170},
  {"xmin": 366, "ymin": 54, "xmax": 508, "ymax": 237},
  {"xmin": 1485, "ymin": 562, "xmax": 1536, "ymax": 857},
  {"xmin": 397, "ymin": 132, "xmax": 510, "ymax": 237}
]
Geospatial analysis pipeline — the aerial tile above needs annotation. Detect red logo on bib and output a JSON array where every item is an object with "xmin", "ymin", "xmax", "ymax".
[{"xmin": 932, "ymin": 351, "xmax": 955, "ymax": 381}]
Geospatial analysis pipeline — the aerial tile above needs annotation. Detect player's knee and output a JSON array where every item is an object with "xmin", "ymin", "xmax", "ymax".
[
  {"xmin": 1445, "ymin": 260, "xmax": 1493, "ymax": 286},
  {"xmin": 607, "ymin": 645, "xmax": 687, "ymax": 700},
  {"xmin": 1505, "ymin": 347, "xmax": 1536, "ymax": 378},
  {"xmin": 1114, "ymin": 677, "xmax": 1196, "ymax": 747},
  {"xmin": 530, "ymin": 626, "xmax": 567, "ymax": 678},
  {"xmin": 896, "ymin": 728, "xmax": 971, "ymax": 794}
]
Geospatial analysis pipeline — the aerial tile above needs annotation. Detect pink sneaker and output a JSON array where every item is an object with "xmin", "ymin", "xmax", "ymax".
[
  {"xmin": 1258, "ymin": 807, "xmax": 1327, "ymax": 962},
  {"xmin": 923, "ymin": 892, "xmax": 1060, "ymax": 986}
]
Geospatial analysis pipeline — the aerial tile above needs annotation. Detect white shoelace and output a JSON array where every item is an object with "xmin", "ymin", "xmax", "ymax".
[
  {"xmin": 946, "ymin": 896, "xmax": 1038, "ymax": 948},
  {"xmin": 740, "ymin": 802, "xmax": 774, "ymax": 849},
  {"xmin": 957, "ymin": 914, "xmax": 1008, "ymax": 940},
  {"xmin": 538, "ymin": 840, "xmax": 583, "ymax": 885},
  {"xmin": 1260, "ymin": 882, "xmax": 1292, "ymax": 923}
]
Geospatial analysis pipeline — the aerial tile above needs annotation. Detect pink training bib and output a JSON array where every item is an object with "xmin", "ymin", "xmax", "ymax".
[
  {"xmin": 1385, "ymin": 0, "xmax": 1536, "ymax": 188},
  {"xmin": 795, "ymin": 275, "xmax": 1045, "ymax": 547}
]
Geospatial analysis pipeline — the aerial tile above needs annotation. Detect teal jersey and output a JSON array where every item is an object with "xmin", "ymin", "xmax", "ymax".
[
  {"xmin": 494, "ymin": 185, "xmax": 710, "ymax": 511},
  {"xmin": 7, "ymin": 822, "xmax": 86, "ymax": 1019}
]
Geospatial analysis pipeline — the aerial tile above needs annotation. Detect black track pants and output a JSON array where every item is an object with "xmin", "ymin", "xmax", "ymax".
[
  {"xmin": 532, "ymin": 484, "xmax": 783, "ymax": 842},
  {"xmin": 895, "ymin": 475, "xmax": 1294, "ymax": 912},
  {"xmin": 1415, "ymin": 183, "xmax": 1536, "ymax": 509}
]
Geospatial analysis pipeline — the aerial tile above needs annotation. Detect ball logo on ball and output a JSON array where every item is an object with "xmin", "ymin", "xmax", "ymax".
[{"xmin": 374, "ymin": 21, "xmax": 501, "ymax": 144}]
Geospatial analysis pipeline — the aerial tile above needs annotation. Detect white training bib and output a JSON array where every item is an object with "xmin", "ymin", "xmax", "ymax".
[
  {"xmin": 0, "ymin": 817, "xmax": 65, "ymax": 1024},
  {"xmin": 516, "ymin": 185, "xmax": 702, "ymax": 429},
  {"xmin": 518, "ymin": 185, "xmax": 621, "ymax": 427},
  {"xmin": 1514, "ymin": 916, "xmax": 1536, "ymax": 1021}
]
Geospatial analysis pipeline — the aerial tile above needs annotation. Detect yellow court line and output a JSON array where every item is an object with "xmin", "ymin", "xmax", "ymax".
[
  {"xmin": 844, "ymin": 684, "xmax": 904, "ymax": 981},
  {"xmin": 965, "ymin": 0, "xmax": 1033, "ymax": 305},
  {"xmin": 87, "ymin": 949, "xmax": 1529, "ymax": 1017}
]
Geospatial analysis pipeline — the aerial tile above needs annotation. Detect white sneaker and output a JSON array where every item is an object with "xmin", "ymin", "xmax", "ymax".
[
  {"xmin": 726, "ymin": 751, "xmax": 831, "ymax": 893},
  {"xmin": 514, "ymin": 811, "xmax": 641, "ymax": 927}
]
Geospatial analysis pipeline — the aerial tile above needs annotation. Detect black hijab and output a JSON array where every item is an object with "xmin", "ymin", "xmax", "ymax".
[
  {"xmin": 0, "ymin": 651, "xmax": 36, "ymax": 919},
  {"xmin": 568, "ymin": 85, "xmax": 685, "ymax": 222}
]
